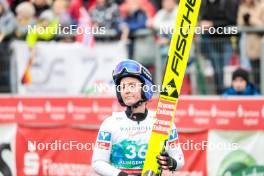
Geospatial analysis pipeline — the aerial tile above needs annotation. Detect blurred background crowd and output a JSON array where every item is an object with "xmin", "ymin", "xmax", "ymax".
[{"xmin": 1, "ymin": 0, "xmax": 264, "ymax": 95}]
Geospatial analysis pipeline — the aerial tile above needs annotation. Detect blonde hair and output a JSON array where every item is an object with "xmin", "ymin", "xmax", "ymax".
[
  {"xmin": 53, "ymin": 0, "xmax": 68, "ymax": 10},
  {"xmin": 15, "ymin": 2, "xmax": 35, "ymax": 17}
]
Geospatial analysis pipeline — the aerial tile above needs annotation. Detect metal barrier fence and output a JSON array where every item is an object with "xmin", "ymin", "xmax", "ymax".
[
  {"xmin": 0, "ymin": 42, "xmax": 12, "ymax": 93},
  {"xmin": 187, "ymin": 36, "xmax": 239, "ymax": 95},
  {"xmin": 0, "ymin": 28, "xmax": 264, "ymax": 95},
  {"xmin": 152, "ymin": 30, "xmax": 264, "ymax": 95},
  {"xmin": 155, "ymin": 36, "xmax": 234, "ymax": 95}
]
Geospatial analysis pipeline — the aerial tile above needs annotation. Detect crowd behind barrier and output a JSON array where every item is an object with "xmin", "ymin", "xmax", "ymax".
[{"xmin": 1, "ymin": 0, "xmax": 264, "ymax": 95}]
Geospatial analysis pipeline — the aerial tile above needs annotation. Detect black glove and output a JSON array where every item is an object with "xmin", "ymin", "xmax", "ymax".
[
  {"xmin": 156, "ymin": 151, "xmax": 177, "ymax": 171},
  {"xmin": 243, "ymin": 13, "xmax": 250, "ymax": 25},
  {"xmin": 118, "ymin": 171, "xmax": 128, "ymax": 176}
]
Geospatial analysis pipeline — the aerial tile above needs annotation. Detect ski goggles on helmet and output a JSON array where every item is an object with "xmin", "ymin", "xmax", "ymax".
[{"xmin": 112, "ymin": 60, "xmax": 152, "ymax": 81}]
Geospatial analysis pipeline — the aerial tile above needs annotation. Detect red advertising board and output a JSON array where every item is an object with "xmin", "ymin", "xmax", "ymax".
[
  {"xmin": 1, "ymin": 96, "xmax": 264, "ymax": 130},
  {"xmin": 1, "ymin": 96, "xmax": 263, "ymax": 176},
  {"xmin": 16, "ymin": 126, "xmax": 99, "ymax": 176}
]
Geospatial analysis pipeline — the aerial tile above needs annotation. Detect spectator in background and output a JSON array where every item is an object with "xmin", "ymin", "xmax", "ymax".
[
  {"xmin": 149, "ymin": 0, "xmax": 178, "ymax": 65},
  {"xmin": 68, "ymin": 0, "xmax": 96, "ymax": 24},
  {"xmin": 0, "ymin": 0, "xmax": 15, "ymax": 92},
  {"xmin": 11, "ymin": 0, "xmax": 27, "ymax": 13},
  {"xmin": 90, "ymin": 0, "xmax": 128, "ymax": 40},
  {"xmin": 200, "ymin": 0, "xmax": 239, "ymax": 94},
  {"xmin": 0, "ymin": 0, "xmax": 16, "ymax": 43},
  {"xmin": 124, "ymin": 0, "xmax": 147, "ymax": 33},
  {"xmin": 26, "ymin": 9, "xmax": 58, "ymax": 48},
  {"xmin": 15, "ymin": 1, "xmax": 36, "ymax": 40},
  {"xmin": 119, "ymin": 0, "xmax": 156, "ymax": 18},
  {"xmin": 124, "ymin": 0, "xmax": 147, "ymax": 58},
  {"xmin": 152, "ymin": 0, "xmax": 177, "ymax": 32},
  {"xmin": 114, "ymin": 0, "xmax": 124, "ymax": 5},
  {"xmin": 237, "ymin": 0, "xmax": 264, "ymax": 91},
  {"xmin": 52, "ymin": 0, "xmax": 73, "ymax": 41},
  {"xmin": 223, "ymin": 68, "xmax": 259, "ymax": 96},
  {"xmin": 151, "ymin": 0, "xmax": 162, "ymax": 10},
  {"xmin": 53, "ymin": 0, "xmax": 72, "ymax": 27},
  {"xmin": 31, "ymin": 0, "xmax": 50, "ymax": 17}
]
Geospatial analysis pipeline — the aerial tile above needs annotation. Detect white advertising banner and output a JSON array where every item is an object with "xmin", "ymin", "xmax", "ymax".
[
  {"xmin": 11, "ymin": 41, "xmax": 126, "ymax": 95},
  {"xmin": 207, "ymin": 130, "xmax": 264, "ymax": 176}
]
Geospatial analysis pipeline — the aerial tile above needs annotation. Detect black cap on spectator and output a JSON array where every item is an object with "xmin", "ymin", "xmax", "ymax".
[{"xmin": 232, "ymin": 68, "xmax": 249, "ymax": 83}]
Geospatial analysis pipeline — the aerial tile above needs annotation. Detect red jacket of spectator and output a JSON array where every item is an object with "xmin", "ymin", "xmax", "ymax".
[{"xmin": 68, "ymin": 0, "xmax": 96, "ymax": 22}]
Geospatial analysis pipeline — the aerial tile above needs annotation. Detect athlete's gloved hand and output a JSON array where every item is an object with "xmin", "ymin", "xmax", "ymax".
[
  {"xmin": 118, "ymin": 171, "xmax": 128, "ymax": 176},
  {"xmin": 156, "ymin": 151, "xmax": 177, "ymax": 171}
]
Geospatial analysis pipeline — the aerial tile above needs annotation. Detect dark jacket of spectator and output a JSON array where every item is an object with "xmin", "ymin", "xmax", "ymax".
[
  {"xmin": 90, "ymin": 1, "xmax": 122, "ymax": 34},
  {"xmin": 10, "ymin": 0, "xmax": 26, "ymax": 13},
  {"xmin": 200, "ymin": 0, "xmax": 239, "ymax": 37},
  {"xmin": 124, "ymin": 9, "xmax": 147, "ymax": 33},
  {"xmin": 0, "ymin": 0, "xmax": 16, "ymax": 42},
  {"xmin": 32, "ymin": 0, "xmax": 50, "ymax": 17}
]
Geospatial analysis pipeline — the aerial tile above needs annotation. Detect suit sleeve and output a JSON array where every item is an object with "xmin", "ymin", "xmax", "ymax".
[
  {"xmin": 91, "ymin": 117, "xmax": 121, "ymax": 176},
  {"xmin": 165, "ymin": 123, "xmax": 185, "ymax": 170}
]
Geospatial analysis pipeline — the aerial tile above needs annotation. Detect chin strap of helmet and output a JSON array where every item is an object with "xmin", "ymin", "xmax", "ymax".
[
  {"xmin": 130, "ymin": 99, "xmax": 146, "ymax": 109},
  {"xmin": 125, "ymin": 99, "xmax": 148, "ymax": 123}
]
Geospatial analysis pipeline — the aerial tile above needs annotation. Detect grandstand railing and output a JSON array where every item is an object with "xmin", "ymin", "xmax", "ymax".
[
  {"xmin": 152, "ymin": 27, "xmax": 264, "ymax": 95},
  {"xmin": 1, "ymin": 27, "xmax": 264, "ymax": 95}
]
